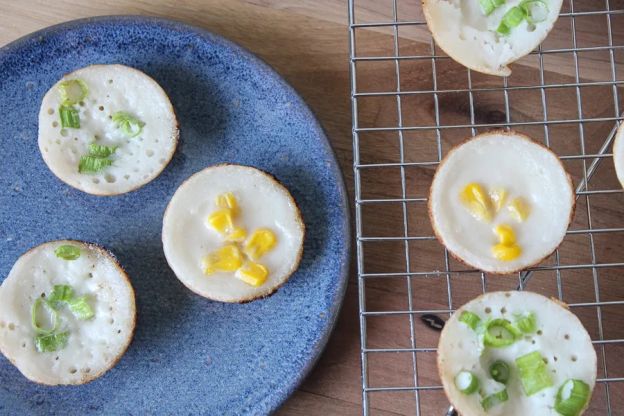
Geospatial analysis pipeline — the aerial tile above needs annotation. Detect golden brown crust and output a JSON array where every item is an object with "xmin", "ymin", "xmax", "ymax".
[
  {"xmin": 427, "ymin": 129, "xmax": 576, "ymax": 275},
  {"xmin": 0, "ymin": 239, "xmax": 137, "ymax": 386},
  {"xmin": 38, "ymin": 64, "xmax": 179, "ymax": 197},
  {"xmin": 162, "ymin": 163, "xmax": 305, "ymax": 303}
]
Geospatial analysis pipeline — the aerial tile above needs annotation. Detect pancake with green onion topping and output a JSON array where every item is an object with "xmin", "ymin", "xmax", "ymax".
[
  {"xmin": 438, "ymin": 291, "xmax": 596, "ymax": 415},
  {"xmin": 38, "ymin": 64, "xmax": 178, "ymax": 195},
  {"xmin": 423, "ymin": 0, "xmax": 563, "ymax": 76},
  {"xmin": 0, "ymin": 240, "xmax": 136, "ymax": 385}
]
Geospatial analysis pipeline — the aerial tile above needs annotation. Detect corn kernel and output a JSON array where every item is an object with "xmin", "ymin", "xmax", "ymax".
[
  {"xmin": 460, "ymin": 183, "xmax": 492, "ymax": 222},
  {"xmin": 494, "ymin": 224, "xmax": 516, "ymax": 245},
  {"xmin": 508, "ymin": 197, "xmax": 531, "ymax": 222},
  {"xmin": 244, "ymin": 228, "xmax": 277, "ymax": 260},
  {"xmin": 489, "ymin": 188, "xmax": 507, "ymax": 213},
  {"xmin": 492, "ymin": 243, "xmax": 522, "ymax": 261},
  {"xmin": 202, "ymin": 244, "xmax": 243, "ymax": 275},
  {"xmin": 225, "ymin": 227, "xmax": 247, "ymax": 242},
  {"xmin": 207, "ymin": 209, "xmax": 234, "ymax": 234},
  {"xmin": 216, "ymin": 192, "xmax": 239, "ymax": 216},
  {"xmin": 235, "ymin": 262, "xmax": 269, "ymax": 287}
]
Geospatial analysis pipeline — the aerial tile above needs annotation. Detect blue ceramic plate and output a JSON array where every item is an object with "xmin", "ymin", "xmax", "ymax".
[{"xmin": 0, "ymin": 16, "xmax": 350, "ymax": 415}]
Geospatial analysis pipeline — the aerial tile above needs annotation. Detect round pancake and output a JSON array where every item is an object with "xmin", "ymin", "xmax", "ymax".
[
  {"xmin": 162, "ymin": 164, "xmax": 305, "ymax": 303},
  {"xmin": 423, "ymin": 0, "xmax": 563, "ymax": 76},
  {"xmin": 0, "ymin": 240, "xmax": 136, "ymax": 385},
  {"xmin": 38, "ymin": 64, "xmax": 178, "ymax": 195},
  {"xmin": 612, "ymin": 122, "xmax": 624, "ymax": 189},
  {"xmin": 428, "ymin": 131, "xmax": 574, "ymax": 274},
  {"xmin": 438, "ymin": 291, "xmax": 596, "ymax": 416}
]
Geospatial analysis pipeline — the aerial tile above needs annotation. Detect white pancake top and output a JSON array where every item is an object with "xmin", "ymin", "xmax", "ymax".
[
  {"xmin": 429, "ymin": 132, "xmax": 574, "ymax": 273},
  {"xmin": 162, "ymin": 165, "xmax": 305, "ymax": 302},
  {"xmin": 612, "ymin": 122, "xmax": 624, "ymax": 188},
  {"xmin": 0, "ymin": 241, "xmax": 135, "ymax": 385},
  {"xmin": 38, "ymin": 64, "xmax": 178, "ymax": 195},
  {"xmin": 423, "ymin": 0, "xmax": 563, "ymax": 76},
  {"xmin": 438, "ymin": 291, "xmax": 597, "ymax": 416}
]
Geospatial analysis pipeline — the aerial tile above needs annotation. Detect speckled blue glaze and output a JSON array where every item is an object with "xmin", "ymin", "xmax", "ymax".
[{"xmin": 0, "ymin": 16, "xmax": 350, "ymax": 415}]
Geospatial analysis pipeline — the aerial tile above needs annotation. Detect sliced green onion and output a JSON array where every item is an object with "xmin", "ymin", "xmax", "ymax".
[
  {"xmin": 459, "ymin": 311, "xmax": 481, "ymax": 330},
  {"xmin": 483, "ymin": 319, "xmax": 521, "ymax": 347},
  {"xmin": 479, "ymin": 0, "xmax": 506, "ymax": 15},
  {"xmin": 88, "ymin": 143, "xmax": 117, "ymax": 158},
  {"xmin": 34, "ymin": 331, "xmax": 69, "ymax": 353},
  {"xmin": 454, "ymin": 370, "xmax": 479, "ymax": 394},
  {"xmin": 79, "ymin": 155, "xmax": 113, "ymax": 173},
  {"xmin": 515, "ymin": 312, "xmax": 537, "ymax": 333},
  {"xmin": 47, "ymin": 284, "xmax": 75, "ymax": 310},
  {"xmin": 31, "ymin": 298, "xmax": 58, "ymax": 334},
  {"xmin": 497, "ymin": 6, "xmax": 527, "ymax": 35},
  {"xmin": 520, "ymin": 0, "xmax": 549, "ymax": 24},
  {"xmin": 54, "ymin": 245, "xmax": 81, "ymax": 261},
  {"xmin": 67, "ymin": 296, "xmax": 94, "ymax": 320},
  {"xmin": 112, "ymin": 111, "xmax": 145, "ymax": 137},
  {"xmin": 59, "ymin": 105, "xmax": 80, "ymax": 128},
  {"xmin": 489, "ymin": 360, "xmax": 511, "ymax": 384},
  {"xmin": 480, "ymin": 0, "xmax": 495, "ymax": 15},
  {"xmin": 481, "ymin": 389, "xmax": 508, "ymax": 411},
  {"xmin": 555, "ymin": 379, "xmax": 590, "ymax": 416},
  {"xmin": 515, "ymin": 351, "xmax": 554, "ymax": 396},
  {"xmin": 58, "ymin": 79, "xmax": 88, "ymax": 105}
]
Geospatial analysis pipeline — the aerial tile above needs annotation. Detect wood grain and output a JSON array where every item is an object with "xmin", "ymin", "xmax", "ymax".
[{"xmin": 2, "ymin": 0, "xmax": 624, "ymax": 415}]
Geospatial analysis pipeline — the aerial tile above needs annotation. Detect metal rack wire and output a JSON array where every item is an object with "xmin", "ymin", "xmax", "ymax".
[{"xmin": 349, "ymin": 0, "xmax": 624, "ymax": 414}]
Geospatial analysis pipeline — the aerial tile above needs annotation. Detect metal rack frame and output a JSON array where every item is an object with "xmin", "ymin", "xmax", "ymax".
[{"xmin": 348, "ymin": 0, "xmax": 624, "ymax": 414}]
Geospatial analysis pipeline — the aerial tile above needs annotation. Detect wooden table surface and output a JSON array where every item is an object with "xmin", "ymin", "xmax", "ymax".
[{"xmin": 2, "ymin": 1, "xmax": 624, "ymax": 415}]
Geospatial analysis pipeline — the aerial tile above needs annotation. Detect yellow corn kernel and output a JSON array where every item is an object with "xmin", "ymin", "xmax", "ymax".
[
  {"xmin": 508, "ymin": 197, "xmax": 531, "ymax": 222},
  {"xmin": 492, "ymin": 243, "xmax": 522, "ymax": 261},
  {"xmin": 489, "ymin": 187, "xmax": 507, "ymax": 213},
  {"xmin": 235, "ymin": 262, "xmax": 269, "ymax": 287},
  {"xmin": 494, "ymin": 224, "xmax": 516, "ymax": 245},
  {"xmin": 202, "ymin": 244, "xmax": 243, "ymax": 275},
  {"xmin": 207, "ymin": 209, "xmax": 234, "ymax": 234},
  {"xmin": 460, "ymin": 183, "xmax": 492, "ymax": 222},
  {"xmin": 216, "ymin": 192, "xmax": 239, "ymax": 216},
  {"xmin": 225, "ymin": 227, "xmax": 247, "ymax": 242},
  {"xmin": 244, "ymin": 228, "xmax": 277, "ymax": 260}
]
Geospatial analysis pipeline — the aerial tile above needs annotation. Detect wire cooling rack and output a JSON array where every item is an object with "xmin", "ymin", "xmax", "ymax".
[{"xmin": 349, "ymin": 0, "xmax": 624, "ymax": 414}]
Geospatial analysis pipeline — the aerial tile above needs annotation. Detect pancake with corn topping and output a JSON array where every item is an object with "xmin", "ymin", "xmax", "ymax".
[
  {"xmin": 162, "ymin": 164, "xmax": 305, "ymax": 303},
  {"xmin": 428, "ymin": 131, "xmax": 574, "ymax": 274}
]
